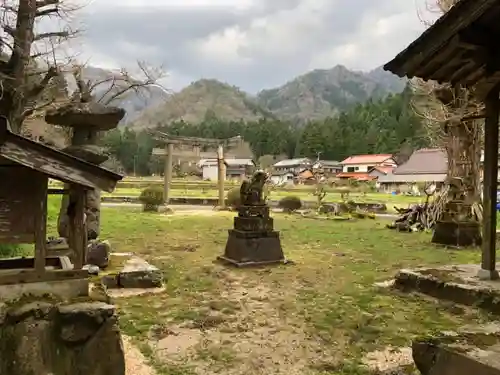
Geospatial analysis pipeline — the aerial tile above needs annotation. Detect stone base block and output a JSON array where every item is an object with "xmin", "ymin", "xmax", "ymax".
[
  {"xmin": 234, "ymin": 216, "xmax": 274, "ymax": 232},
  {"xmin": 217, "ymin": 229, "xmax": 289, "ymax": 268},
  {"xmin": 431, "ymin": 220, "xmax": 481, "ymax": 247},
  {"xmin": 413, "ymin": 324, "xmax": 500, "ymax": 375}
]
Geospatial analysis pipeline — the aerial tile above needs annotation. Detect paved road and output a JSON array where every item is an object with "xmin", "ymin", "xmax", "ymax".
[
  {"xmin": 101, "ymin": 202, "xmax": 399, "ymax": 219},
  {"xmin": 101, "ymin": 203, "xmax": 214, "ymax": 211}
]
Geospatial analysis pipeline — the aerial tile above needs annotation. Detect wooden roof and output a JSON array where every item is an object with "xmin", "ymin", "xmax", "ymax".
[
  {"xmin": 384, "ymin": 0, "xmax": 500, "ymax": 96},
  {"xmin": 0, "ymin": 117, "xmax": 122, "ymax": 192}
]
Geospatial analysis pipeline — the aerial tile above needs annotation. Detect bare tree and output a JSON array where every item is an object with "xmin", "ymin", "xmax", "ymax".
[
  {"xmin": 0, "ymin": 0, "xmax": 82, "ymax": 132},
  {"xmin": 412, "ymin": 0, "xmax": 483, "ymax": 223}
]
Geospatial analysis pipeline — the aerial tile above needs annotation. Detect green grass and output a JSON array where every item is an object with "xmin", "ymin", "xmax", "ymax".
[{"xmin": 78, "ymin": 205, "xmax": 489, "ymax": 374}]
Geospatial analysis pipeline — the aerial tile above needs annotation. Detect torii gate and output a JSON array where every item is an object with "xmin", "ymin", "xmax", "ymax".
[{"xmin": 150, "ymin": 131, "xmax": 242, "ymax": 208}]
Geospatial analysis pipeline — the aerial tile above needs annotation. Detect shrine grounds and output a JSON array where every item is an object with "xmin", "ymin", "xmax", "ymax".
[{"xmin": 49, "ymin": 200, "xmax": 492, "ymax": 374}]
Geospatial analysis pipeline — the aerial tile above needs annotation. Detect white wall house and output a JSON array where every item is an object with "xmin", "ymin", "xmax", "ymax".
[
  {"xmin": 273, "ymin": 158, "xmax": 312, "ymax": 173},
  {"xmin": 199, "ymin": 158, "xmax": 255, "ymax": 181},
  {"xmin": 340, "ymin": 154, "xmax": 396, "ymax": 173},
  {"xmin": 270, "ymin": 171, "xmax": 295, "ymax": 185}
]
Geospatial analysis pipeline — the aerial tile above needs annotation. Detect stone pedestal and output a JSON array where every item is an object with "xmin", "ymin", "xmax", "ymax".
[
  {"xmin": 432, "ymin": 200, "xmax": 481, "ymax": 247},
  {"xmin": 432, "ymin": 221, "xmax": 482, "ymax": 247},
  {"xmin": 217, "ymin": 205, "xmax": 289, "ymax": 267}
]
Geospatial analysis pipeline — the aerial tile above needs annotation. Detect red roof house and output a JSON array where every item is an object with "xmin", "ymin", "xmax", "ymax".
[{"xmin": 338, "ymin": 154, "xmax": 396, "ymax": 180}]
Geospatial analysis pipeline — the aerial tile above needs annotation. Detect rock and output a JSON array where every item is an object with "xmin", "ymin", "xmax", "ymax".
[
  {"xmin": 0, "ymin": 299, "xmax": 125, "ymax": 375},
  {"xmin": 63, "ymin": 144, "xmax": 109, "ymax": 165},
  {"xmin": 45, "ymin": 102, "xmax": 126, "ymax": 129},
  {"xmin": 83, "ymin": 264, "xmax": 101, "ymax": 275},
  {"xmin": 87, "ymin": 240, "xmax": 111, "ymax": 268},
  {"xmin": 412, "ymin": 329, "xmax": 500, "ymax": 375},
  {"xmin": 119, "ymin": 256, "xmax": 163, "ymax": 288}
]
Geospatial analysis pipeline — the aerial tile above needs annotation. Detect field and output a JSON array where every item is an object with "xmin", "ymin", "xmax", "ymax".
[{"xmin": 55, "ymin": 201, "xmax": 491, "ymax": 374}]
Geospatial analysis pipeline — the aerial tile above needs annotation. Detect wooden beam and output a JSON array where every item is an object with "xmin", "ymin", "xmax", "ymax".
[
  {"xmin": 164, "ymin": 142, "xmax": 173, "ymax": 204},
  {"xmin": 479, "ymin": 85, "xmax": 500, "ymax": 280},
  {"xmin": 47, "ymin": 188, "xmax": 68, "ymax": 194},
  {"xmin": 217, "ymin": 145, "xmax": 225, "ymax": 208},
  {"xmin": 34, "ymin": 177, "xmax": 48, "ymax": 274},
  {"xmin": 68, "ymin": 186, "xmax": 86, "ymax": 269},
  {"xmin": 0, "ymin": 269, "xmax": 88, "ymax": 286}
]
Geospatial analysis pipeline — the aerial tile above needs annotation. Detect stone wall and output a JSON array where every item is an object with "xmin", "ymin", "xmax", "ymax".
[{"xmin": 0, "ymin": 298, "xmax": 125, "ymax": 375}]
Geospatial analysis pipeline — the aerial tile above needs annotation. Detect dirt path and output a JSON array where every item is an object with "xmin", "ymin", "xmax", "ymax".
[
  {"xmin": 123, "ymin": 335, "xmax": 156, "ymax": 375},
  {"xmin": 147, "ymin": 269, "xmax": 335, "ymax": 375}
]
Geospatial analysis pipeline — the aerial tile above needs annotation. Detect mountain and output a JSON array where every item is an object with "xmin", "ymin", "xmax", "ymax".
[
  {"xmin": 128, "ymin": 79, "xmax": 273, "ymax": 129},
  {"xmin": 75, "ymin": 66, "xmax": 170, "ymax": 124},
  {"xmin": 255, "ymin": 65, "xmax": 405, "ymax": 122},
  {"xmin": 365, "ymin": 66, "xmax": 406, "ymax": 93}
]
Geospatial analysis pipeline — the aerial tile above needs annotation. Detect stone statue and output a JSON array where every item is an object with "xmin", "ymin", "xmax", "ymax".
[{"xmin": 240, "ymin": 170, "xmax": 268, "ymax": 206}]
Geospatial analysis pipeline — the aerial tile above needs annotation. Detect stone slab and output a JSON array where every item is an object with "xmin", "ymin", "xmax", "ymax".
[
  {"xmin": 394, "ymin": 263, "xmax": 500, "ymax": 314},
  {"xmin": 118, "ymin": 256, "xmax": 163, "ymax": 289},
  {"xmin": 413, "ymin": 323, "xmax": 500, "ymax": 375}
]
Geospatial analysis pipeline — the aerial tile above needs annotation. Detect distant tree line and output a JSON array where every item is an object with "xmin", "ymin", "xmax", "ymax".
[{"xmin": 100, "ymin": 83, "xmax": 429, "ymax": 176}]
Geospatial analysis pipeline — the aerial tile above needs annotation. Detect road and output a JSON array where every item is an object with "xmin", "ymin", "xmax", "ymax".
[{"xmin": 101, "ymin": 202, "xmax": 399, "ymax": 219}]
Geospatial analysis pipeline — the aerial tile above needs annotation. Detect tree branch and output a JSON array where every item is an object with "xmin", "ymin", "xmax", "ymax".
[{"xmin": 34, "ymin": 31, "xmax": 69, "ymax": 41}]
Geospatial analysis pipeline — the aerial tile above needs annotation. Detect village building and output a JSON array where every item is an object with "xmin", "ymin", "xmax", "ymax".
[
  {"xmin": 199, "ymin": 158, "xmax": 255, "ymax": 181},
  {"xmin": 272, "ymin": 158, "xmax": 312, "ymax": 174},
  {"xmin": 337, "ymin": 154, "xmax": 396, "ymax": 181},
  {"xmin": 312, "ymin": 160, "xmax": 342, "ymax": 176},
  {"xmin": 378, "ymin": 149, "xmax": 447, "ymax": 192}
]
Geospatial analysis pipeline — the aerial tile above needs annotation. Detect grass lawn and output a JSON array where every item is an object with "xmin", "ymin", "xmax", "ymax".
[{"xmin": 85, "ymin": 205, "xmax": 490, "ymax": 374}]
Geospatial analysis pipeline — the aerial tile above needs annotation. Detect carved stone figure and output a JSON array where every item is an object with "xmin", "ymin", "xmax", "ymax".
[{"xmin": 239, "ymin": 170, "xmax": 268, "ymax": 206}]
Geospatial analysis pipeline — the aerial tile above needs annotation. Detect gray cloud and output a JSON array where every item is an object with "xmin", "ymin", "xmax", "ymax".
[{"xmin": 75, "ymin": 0, "xmax": 429, "ymax": 93}]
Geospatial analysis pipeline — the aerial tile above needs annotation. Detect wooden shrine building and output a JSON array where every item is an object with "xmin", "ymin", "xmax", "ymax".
[
  {"xmin": 384, "ymin": 0, "xmax": 500, "ymax": 279},
  {"xmin": 0, "ymin": 116, "xmax": 122, "ymax": 297}
]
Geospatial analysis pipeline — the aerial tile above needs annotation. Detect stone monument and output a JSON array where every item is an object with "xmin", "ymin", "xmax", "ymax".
[
  {"xmin": 432, "ymin": 177, "xmax": 481, "ymax": 247},
  {"xmin": 217, "ymin": 171, "xmax": 289, "ymax": 267},
  {"xmin": 45, "ymin": 75, "xmax": 125, "ymax": 265}
]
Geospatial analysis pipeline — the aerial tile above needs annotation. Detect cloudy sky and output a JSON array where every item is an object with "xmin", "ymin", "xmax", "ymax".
[{"xmin": 62, "ymin": 0, "xmax": 437, "ymax": 93}]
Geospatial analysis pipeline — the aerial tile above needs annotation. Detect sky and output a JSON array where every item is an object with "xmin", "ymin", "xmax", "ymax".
[{"xmin": 56, "ymin": 0, "xmax": 437, "ymax": 93}]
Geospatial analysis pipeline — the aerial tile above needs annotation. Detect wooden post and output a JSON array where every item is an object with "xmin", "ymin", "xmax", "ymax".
[
  {"xmin": 479, "ymin": 86, "xmax": 500, "ymax": 280},
  {"xmin": 34, "ymin": 177, "xmax": 48, "ymax": 274},
  {"xmin": 217, "ymin": 144, "xmax": 225, "ymax": 208},
  {"xmin": 69, "ymin": 186, "xmax": 87, "ymax": 270},
  {"xmin": 164, "ymin": 142, "xmax": 173, "ymax": 205}
]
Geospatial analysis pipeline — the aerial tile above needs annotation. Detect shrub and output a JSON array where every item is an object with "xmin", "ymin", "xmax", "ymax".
[
  {"xmin": 139, "ymin": 186, "xmax": 164, "ymax": 212},
  {"xmin": 226, "ymin": 187, "xmax": 241, "ymax": 209},
  {"xmin": 278, "ymin": 196, "xmax": 302, "ymax": 213}
]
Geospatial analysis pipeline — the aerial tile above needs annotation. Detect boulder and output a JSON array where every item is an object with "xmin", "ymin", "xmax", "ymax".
[
  {"xmin": 87, "ymin": 240, "xmax": 111, "ymax": 269},
  {"xmin": 0, "ymin": 299, "xmax": 125, "ymax": 375}
]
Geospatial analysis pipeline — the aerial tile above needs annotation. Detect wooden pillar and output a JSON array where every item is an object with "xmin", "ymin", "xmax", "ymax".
[
  {"xmin": 69, "ymin": 186, "xmax": 86, "ymax": 270},
  {"xmin": 479, "ymin": 86, "xmax": 500, "ymax": 280},
  {"xmin": 217, "ymin": 144, "xmax": 225, "ymax": 208},
  {"xmin": 34, "ymin": 177, "xmax": 48, "ymax": 274},
  {"xmin": 164, "ymin": 142, "xmax": 173, "ymax": 205}
]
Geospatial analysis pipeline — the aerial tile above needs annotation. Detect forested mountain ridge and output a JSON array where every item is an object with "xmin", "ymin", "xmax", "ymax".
[
  {"xmin": 128, "ymin": 79, "xmax": 274, "ymax": 129},
  {"xmin": 101, "ymin": 83, "xmax": 429, "ymax": 176},
  {"xmin": 126, "ymin": 65, "xmax": 405, "ymax": 128},
  {"xmin": 256, "ymin": 65, "xmax": 405, "ymax": 122}
]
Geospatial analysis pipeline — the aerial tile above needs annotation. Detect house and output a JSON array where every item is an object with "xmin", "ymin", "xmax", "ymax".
[
  {"xmin": 199, "ymin": 158, "xmax": 255, "ymax": 181},
  {"xmin": 337, "ymin": 154, "xmax": 396, "ymax": 180},
  {"xmin": 269, "ymin": 170, "xmax": 295, "ymax": 185},
  {"xmin": 378, "ymin": 148, "xmax": 447, "ymax": 191},
  {"xmin": 368, "ymin": 166, "xmax": 396, "ymax": 179},
  {"xmin": 273, "ymin": 158, "xmax": 312, "ymax": 174},
  {"xmin": 312, "ymin": 160, "xmax": 342, "ymax": 176}
]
